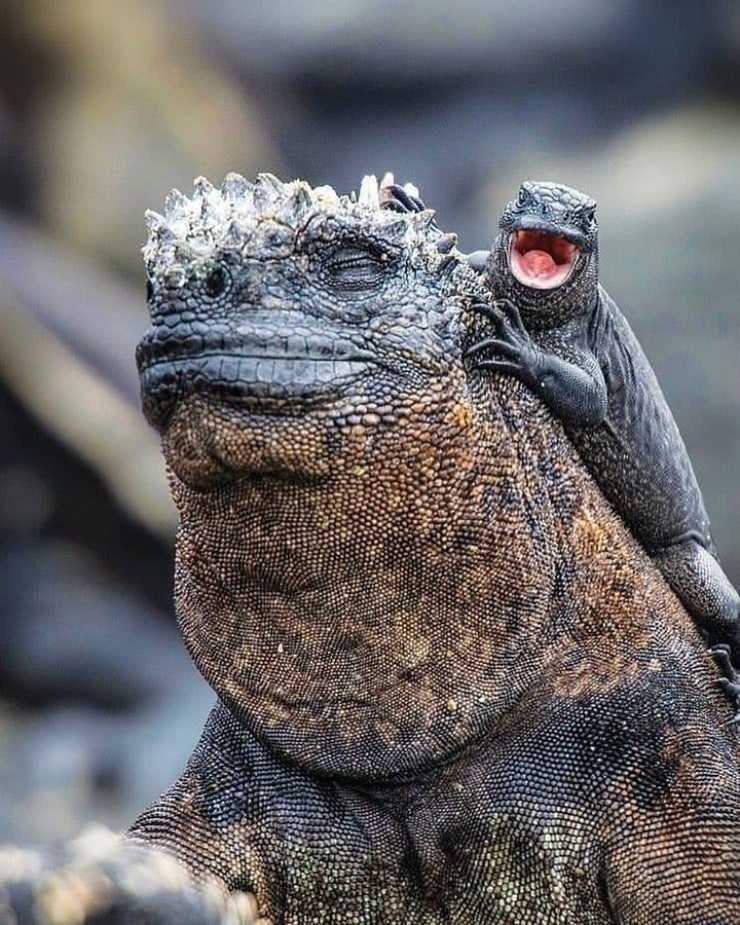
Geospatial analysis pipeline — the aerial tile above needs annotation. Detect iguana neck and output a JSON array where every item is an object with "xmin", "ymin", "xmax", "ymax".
[{"xmin": 167, "ymin": 379, "xmax": 660, "ymax": 782}]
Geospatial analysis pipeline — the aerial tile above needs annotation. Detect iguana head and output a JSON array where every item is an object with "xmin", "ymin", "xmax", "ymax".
[
  {"xmin": 491, "ymin": 180, "xmax": 599, "ymax": 328},
  {"xmin": 136, "ymin": 174, "xmax": 627, "ymax": 781},
  {"xmin": 138, "ymin": 173, "xmax": 465, "ymax": 481}
]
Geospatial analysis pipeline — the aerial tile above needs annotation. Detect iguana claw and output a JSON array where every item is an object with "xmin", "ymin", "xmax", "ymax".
[
  {"xmin": 466, "ymin": 299, "xmax": 543, "ymax": 389},
  {"xmin": 710, "ymin": 643, "xmax": 740, "ymax": 724}
]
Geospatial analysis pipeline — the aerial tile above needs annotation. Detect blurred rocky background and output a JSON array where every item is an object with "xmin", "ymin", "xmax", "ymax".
[{"xmin": 0, "ymin": 0, "xmax": 738, "ymax": 843}]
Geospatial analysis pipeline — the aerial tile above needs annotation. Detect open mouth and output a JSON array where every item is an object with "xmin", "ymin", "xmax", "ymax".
[{"xmin": 509, "ymin": 229, "xmax": 580, "ymax": 290}]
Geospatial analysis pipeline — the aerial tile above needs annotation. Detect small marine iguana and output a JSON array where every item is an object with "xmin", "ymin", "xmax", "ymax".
[
  {"xmin": 383, "ymin": 179, "xmax": 740, "ymax": 667},
  {"xmin": 4, "ymin": 174, "xmax": 740, "ymax": 924}
]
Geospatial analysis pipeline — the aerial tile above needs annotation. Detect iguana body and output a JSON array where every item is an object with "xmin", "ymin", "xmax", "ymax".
[
  {"xmin": 127, "ymin": 174, "xmax": 740, "ymax": 922},
  {"xmin": 5, "ymin": 174, "xmax": 738, "ymax": 924},
  {"xmin": 386, "ymin": 179, "xmax": 740, "ymax": 651}
]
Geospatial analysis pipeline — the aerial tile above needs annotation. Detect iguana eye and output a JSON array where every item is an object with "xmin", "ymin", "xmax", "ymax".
[
  {"xmin": 517, "ymin": 187, "xmax": 530, "ymax": 207},
  {"xmin": 326, "ymin": 247, "xmax": 387, "ymax": 292},
  {"xmin": 204, "ymin": 266, "xmax": 229, "ymax": 299}
]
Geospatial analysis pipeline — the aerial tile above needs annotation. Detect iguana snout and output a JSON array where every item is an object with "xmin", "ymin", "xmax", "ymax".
[{"xmin": 137, "ymin": 174, "xmax": 472, "ymax": 490}]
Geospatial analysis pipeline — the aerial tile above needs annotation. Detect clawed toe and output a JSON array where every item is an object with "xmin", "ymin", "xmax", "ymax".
[
  {"xmin": 710, "ymin": 644, "xmax": 738, "ymax": 679},
  {"xmin": 493, "ymin": 298, "xmax": 525, "ymax": 329},
  {"xmin": 717, "ymin": 677, "xmax": 740, "ymax": 698},
  {"xmin": 469, "ymin": 300, "xmax": 502, "ymax": 326},
  {"xmin": 473, "ymin": 359, "xmax": 522, "ymax": 377},
  {"xmin": 465, "ymin": 338, "xmax": 519, "ymax": 361},
  {"xmin": 710, "ymin": 644, "xmax": 740, "ymax": 725}
]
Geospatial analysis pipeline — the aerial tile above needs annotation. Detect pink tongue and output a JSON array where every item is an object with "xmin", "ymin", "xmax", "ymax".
[{"xmin": 521, "ymin": 249, "xmax": 556, "ymax": 277}]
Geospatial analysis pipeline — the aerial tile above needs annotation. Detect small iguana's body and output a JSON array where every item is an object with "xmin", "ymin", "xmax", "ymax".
[
  {"xmin": 386, "ymin": 179, "xmax": 740, "ymax": 648},
  {"xmin": 5, "ymin": 174, "xmax": 739, "ymax": 924}
]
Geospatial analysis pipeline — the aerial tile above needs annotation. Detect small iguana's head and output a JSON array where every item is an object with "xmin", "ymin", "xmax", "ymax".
[{"xmin": 493, "ymin": 180, "xmax": 598, "ymax": 327}]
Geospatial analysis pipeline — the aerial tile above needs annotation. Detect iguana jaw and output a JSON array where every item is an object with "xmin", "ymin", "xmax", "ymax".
[{"xmin": 137, "ymin": 318, "xmax": 382, "ymax": 433}]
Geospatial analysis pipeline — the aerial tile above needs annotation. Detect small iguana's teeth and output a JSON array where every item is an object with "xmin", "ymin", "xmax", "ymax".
[{"xmin": 358, "ymin": 174, "xmax": 380, "ymax": 210}]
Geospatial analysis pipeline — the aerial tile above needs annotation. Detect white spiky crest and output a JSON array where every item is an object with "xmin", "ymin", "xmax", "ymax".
[
  {"xmin": 143, "ymin": 173, "xmax": 439, "ymax": 279},
  {"xmin": 358, "ymin": 174, "xmax": 380, "ymax": 210}
]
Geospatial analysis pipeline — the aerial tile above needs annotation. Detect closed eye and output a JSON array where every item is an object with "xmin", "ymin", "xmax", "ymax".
[{"xmin": 327, "ymin": 247, "xmax": 388, "ymax": 292}]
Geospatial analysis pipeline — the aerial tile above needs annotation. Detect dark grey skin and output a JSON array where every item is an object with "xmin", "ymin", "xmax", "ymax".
[{"xmin": 384, "ymin": 181, "xmax": 740, "ymax": 673}]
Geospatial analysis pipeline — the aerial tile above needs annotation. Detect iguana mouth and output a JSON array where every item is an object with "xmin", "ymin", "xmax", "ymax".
[
  {"xmin": 137, "ymin": 322, "xmax": 381, "ymax": 429},
  {"xmin": 509, "ymin": 229, "xmax": 580, "ymax": 290}
]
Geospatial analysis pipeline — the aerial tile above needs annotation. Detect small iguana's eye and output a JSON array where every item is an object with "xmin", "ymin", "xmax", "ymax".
[
  {"xmin": 326, "ymin": 247, "xmax": 387, "ymax": 293},
  {"xmin": 204, "ymin": 266, "xmax": 229, "ymax": 299},
  {"xmin": 517, "ymin": 187, "xmax": 530, "ymax": 207},
  {"xmin": 146, "ymin": 279, "xmax": 154, "ymax": 301},
  {"xmin": 583, "ymin": 205, "xmax": 597, "ymax": 224}
]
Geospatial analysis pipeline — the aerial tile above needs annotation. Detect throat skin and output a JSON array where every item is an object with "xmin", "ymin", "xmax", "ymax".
[{"xmin": 165, "ymin": 371, "xmax": 682, "ymax": 783}]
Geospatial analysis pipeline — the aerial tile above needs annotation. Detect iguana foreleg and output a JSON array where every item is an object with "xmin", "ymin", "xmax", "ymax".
[{"xmin": 466, "ymin": 298, "xmax": 608, "ymax": 428}]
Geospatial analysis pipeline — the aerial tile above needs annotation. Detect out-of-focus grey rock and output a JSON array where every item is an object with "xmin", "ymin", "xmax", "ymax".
[
  {"xmin": 10, "ymin": 0, "xmax": 277, "ymax": 278},
  {"xmin": 0, "ymin": 222, "xmax": 175, "ymax": 537},
  {"xmin": 0, "ymin": 537, "xmax": 214, "ymax": 843},
  {"xmin": 173, "ymin": 0, "xmax": 729, "ymax": 243},
  {"xmin": 0, "ymin": 827, "xmax": 254, "ymax": 925},
  {"xmin": 0, "ymin": 676, "xmax": 213, "ymax": 843},
  {"xmin": 178, "ymin": 0, "xmax": 717, "ymax": 87},
  {"xmin": 0, "ymin": 213, "xmax": 146, "ymax": 408},
  {"xmin": 0, "ymin": 542, "xmax": 184, "ymax": 710}
]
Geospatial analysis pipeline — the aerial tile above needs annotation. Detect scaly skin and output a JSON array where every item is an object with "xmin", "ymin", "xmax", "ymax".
[
  {"xmin": 4, "ymin": 175, "xmax": 737, "ymax": 924},
  {"xmin": 124, "ymin": 174, "xmax": 740, "ymax": 923},
  {"xmin": 385, "ymin": 179, "xmax": 740, "ymax": 664}
]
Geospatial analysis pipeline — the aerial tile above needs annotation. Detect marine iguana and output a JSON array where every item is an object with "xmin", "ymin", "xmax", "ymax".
[
  {"xmin": 4, "ymin": 173, "xmax": 740, "ymax": 924},
  {"xmin": 382, "ymin": 179, "xmax": 740, "ymax": 666}
]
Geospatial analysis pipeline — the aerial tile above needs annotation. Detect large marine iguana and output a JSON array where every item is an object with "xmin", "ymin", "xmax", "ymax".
[
  {"xmin": 3, "ymin": 173, "xmax": 739, "ymax": 924},
  {"xmin": 383, "ymin": 178, "xmax": 740, "ymax": 669}
]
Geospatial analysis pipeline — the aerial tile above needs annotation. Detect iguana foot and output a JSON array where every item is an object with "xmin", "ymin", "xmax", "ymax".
[
  {"xmin": 710, "ymin": 643, "xmax": 740, "ymax": 724},
  {"xmin": 465, "ymin": 299, "xmax": 543, "ymax": 389}
]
